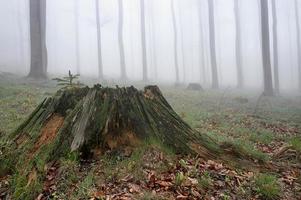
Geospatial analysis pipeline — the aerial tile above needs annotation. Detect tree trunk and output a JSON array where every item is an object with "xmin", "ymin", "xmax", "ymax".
[
  {"xmin": 149, "ymin": 1, "xmax": 158, "ymax": 81},
  {"xmin": 234, "ymin": 0, "xmax": 243, "ymax": 89},
  {"xmin": 28, "ymin": 0, "xmax": 47, "ymax": 79},
  {"xmin": 95, "ymin": 0, "xmax": 104, "ymax": 80},
  {"xmin": 272, "ymin": 0, "xmax": 280, "ymax": 94},
  {"xmin": 17, "ymin": 0, "xmax": 25, "ymax": 68},
  {"xmin": 118, "ymin": 0, "xmax": 127, "ymax": 80},
  {"xmin": 260, "ymin": 0, "xmax": 274, "ymax": 96},
  {"xmin": 140, "ymin": 0, "xmax": 148, "ymax": 82},
  {"xmin": 74, "ymin": 0, "xmax": 81, "ymax": 75},
  {"xmin": 179, "ymin": 3, "xmax": 186, "ymax": 83},
  {"xmin": 171, "ymin": 0, "xmax": 180, "ymax": 84},
  {"xmin": 295, "ymin": 0, "xmax": 301, "ymax": 92},
  {"xmin": 207, "ymin": 0, "xmax": 219, "ymax": 89},
  {"xmin": 198, "ymin": 0, "xmax": 206, "ymax": 85}
]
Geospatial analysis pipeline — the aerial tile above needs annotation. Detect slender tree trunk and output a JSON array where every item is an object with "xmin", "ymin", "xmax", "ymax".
[
  {"xmin": 207, "ymin": 0, "xmax": 219, "ymax": 89},
  {"xmin": 179, "ymin": 3, "xmax": 186, "ymax": 83},
  {"xmin": 95, "ymin": 0, "xmax": 104, "ymax": 80},
  {"xmin": 17, "ymin": 1, "xmax": 25, "ymax": 68},
  {"xmin": 198, "ymin": 0, "xmax": 206, "ymax": 85},
  {"xmin": 74, "ymin": 0, "xmax": 80, "ymax": 75},
  {"xmin": 149, "ymin": 1, "xmax": 158, "ymax": 81},
  {"xmin": 140, "ymin": 0, "xmax": 148, "ymax": 82},
  {"xmin": 260, "ymin": 0, "xmax": 274, "ymax": 96},
  {"xmin": 28, "ymin": 0, "xmax": 47, "ymax": 79},
  {"xmin": 234, "ymin": 0, "xmax": 243, "ymax": 88},
  {"xmin": 295, "ymin": 0, "xmax": 301, "ymax": 92},
  {"xmin": 272, "ymin": 0, "xmax": 280, "ymax": 94},
  {"xmin": 171, "ymin": 0, "xmax": 180, "ymax": 84},
  {"xmin": 118, "ymin": 0, "xmax": 127, "ymax": 80}
]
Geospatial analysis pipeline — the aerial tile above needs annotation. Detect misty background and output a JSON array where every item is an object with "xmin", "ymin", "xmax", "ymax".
[{"xmin": 0, "ymin": 0, "xmax": 300, "ymax": 90}]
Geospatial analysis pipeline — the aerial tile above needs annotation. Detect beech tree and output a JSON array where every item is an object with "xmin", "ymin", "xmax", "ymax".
[
  {"xmin": 95, "ymin": 0, "xmax": 103, "ymax": 80},
  {"xmin": 234, "ymin": 0, "xmax": 243, "ymax": 88},
  {"xmin": 140, "ymin": 0, "xmax": 148, "ymax": 82},
  {"xmin": 118, "ymin": 0, "xmax": 127, "ymax": 80},
  {"xmin": 207, "ymin": 0, "xmax": 219, "ymax": 89},
  {"xmin": 198, "ymin": 0, "xmax": 206, "ymax": 85},
  {"xmin": 272, "ymin": 0, "xmax": 280, "ymax": 94},
  {"xmin": 74, "ymin": 0, "xmax": 81, "ymax": 75},
  {"xmin": 28, "ymin": 0, "xmax": 47, "ymax": 79},
  {"xmin": 260, "ymin": 0, "xmax": 274, "ymax": 96},
  {"xmin": 295, "ymin": 0, "xmax": 301, "ymax": 92},
  {"xmin": 171, "ymin": 0, "xmax": 180, "ymax": 83}
]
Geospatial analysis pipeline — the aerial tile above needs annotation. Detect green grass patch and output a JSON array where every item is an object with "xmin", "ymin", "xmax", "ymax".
[
  {"xmin": 254, "ymin": 173, "xmax": 281, "ymax": 199},
  {"xmin": 290, "ymin": 137, "xmax": 301, "ymax": 153}
]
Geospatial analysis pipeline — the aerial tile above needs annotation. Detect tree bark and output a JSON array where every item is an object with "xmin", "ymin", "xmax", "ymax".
[
  {"xmin": 118, "ymin": 0, "xmax": 127, "ymax": 80},
  {"xmin": 171, "ymin": 0, "xmax": 180, "ymax": 84},
  {"xmin": 179, "ymin": 3, "xmax": 186, "ymax": 83},
  {"xmin": 140, "ymin": 0, "xmax": 148, "ymax": 82},
  {"xmin": 74, "ymin": 0, "xmax": 81, "ymax": 75},
  {"xmin": 295, "ymin": 0, "xmax": 301, "ymax": 92},
  {"xmin": 207, "ymin": 0, "xmax": 219, "ymax": 89},
  {"xmin": 234, "ymin": 0, "xmax": 243, "ymax": 89},
  {"xmin": 16, "ymin": 1, "xmax": 25, "ymax": 68},
  {"xmin": 149, "ymin": 1, "xmax": 158, "ymax": 81},
  {"xmin": 95, "ymin": 0, "xmax": 104, "ymax": 80},
  {"xmin": 260, "ymin": 0, "xmax": 274, "ymax": 96},
  {"xmin": 198, "ymin": 0, "xmax": 206, "ymax": 85},
  {"xmin": 28, "ymin": 0, "xmax": 47, "ymax": 79},
  {"xmin": 272, "ymin": 0, "xmax": 280, "ymax": 94}
]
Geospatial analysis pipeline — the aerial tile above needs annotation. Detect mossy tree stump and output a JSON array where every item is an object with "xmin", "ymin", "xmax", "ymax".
[{"xmin": 3, "ymin": 85, "xmax": 252, "ymax": 199}]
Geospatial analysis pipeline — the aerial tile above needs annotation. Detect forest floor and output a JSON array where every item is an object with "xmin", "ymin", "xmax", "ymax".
[{"xmin": 0, "ymin": 76, "xmax": 301, "ymax": 199}]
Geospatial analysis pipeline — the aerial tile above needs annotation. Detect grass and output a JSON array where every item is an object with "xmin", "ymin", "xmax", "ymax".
[
  {"xmin": 174, "ymin": 172, "xmax": 186, "ymax": 186},
  {"xmin": 1, "ymin": 78, "xmax": 301, "ymax": 199},
  {"xmin": 71, "ymin": 171, "xmax": 95, "ymax": 200},
  {"xmin": 198, "ymin": 171, "xmax": 213, "ymax": 190},
  {"xmin": 290, "ymin": 137, "xmax": 301, "ymax": 153},
  {"xmin": 254, "ymin": 174, "xmax": 281, "ymax": 199}
]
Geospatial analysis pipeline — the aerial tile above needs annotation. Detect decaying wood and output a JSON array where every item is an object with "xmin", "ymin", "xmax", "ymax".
[{"xmin": 9, "ymin": 85, "xmax": 224, "ymax": 164}]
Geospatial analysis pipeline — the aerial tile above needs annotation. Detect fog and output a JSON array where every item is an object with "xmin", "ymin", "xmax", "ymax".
[{"xmin": 0, "ymin": 0, "xmax": 300, "ymax": 91}]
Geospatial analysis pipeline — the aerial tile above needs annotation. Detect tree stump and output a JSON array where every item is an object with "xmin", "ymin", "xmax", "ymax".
[
  {"xmin": 2, "ymin": 85, "xmax": 263, "ymax": 199},
  {"xmin": 10, "ymin": 85, "xmax": 221, "ymax": 163}
]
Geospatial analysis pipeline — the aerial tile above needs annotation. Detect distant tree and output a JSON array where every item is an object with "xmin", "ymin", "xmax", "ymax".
[
  {"xmin": 171, "ymin": 0, "xmax": 180, "ymax": 83},
  {"xmin": 198, "ymin": 0, "xmax": 206, "ymax": 85},
  {"xmin": 207, "ymin": 0, "xmax": 219, "ymax": 89},
  {"xmin": 28, "ymin": 0, "xmax": 47, "ymax": 79},
  {"xmin": 295, "ymin": 0, "xmax": 301, "ymax": 92},
  {"xmin": 74, "ymin": 0, "xmax": 81, "ymax": 75},
  {"xmin": 16, "ymin": 1, "xmax": 25, "ymax": 67},
  {"xmin": 260, "ymin": 0, "xmax": 274, "ymax": 96},
  {"xmin": 179, "ymin": 3, "xmax": 186, "ymax": 82},
  {"xmin": 140, "ymin": 0, "xmax": 148, "ymax": 82},
  {"xmin": 272, "ymin": 0, "xmax": 280, "ymax": 94},
  {"xmin": 118, "ymin": 0, "xmax": 127, "ymax": 80},
  {"xmin": 234, "ymin": 0, "xmax": 243, "ymax": 88},
  {"xmin": 149, "ymin": 1, "xmax": 158, "ymax": 80},
  {"xmin": 95, "ymin": 0, "xmax": 104, "ymax": 80}
]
